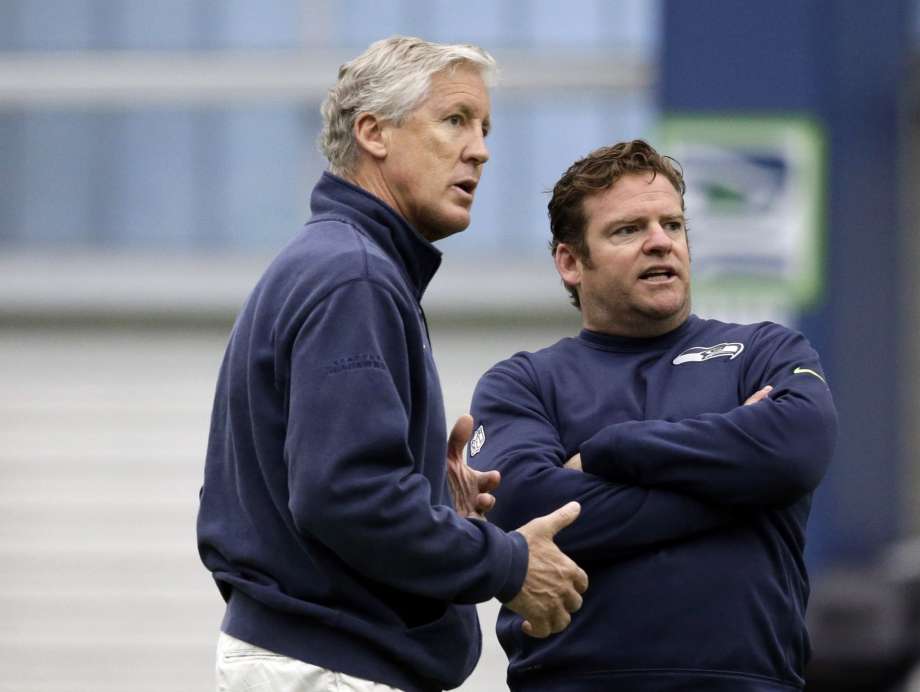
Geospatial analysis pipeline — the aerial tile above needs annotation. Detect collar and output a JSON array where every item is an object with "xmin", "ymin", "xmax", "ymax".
[
  {"xmin": 578, "ymin": 315, "xmax": 700, "ymax": 353},
  {"xmin": 309, "ymin": 171, "xmax": 442, "ymax": 300}
]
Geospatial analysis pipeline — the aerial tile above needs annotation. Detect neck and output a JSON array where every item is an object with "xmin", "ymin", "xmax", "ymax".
[
  {"xmin": 344, "ymin": 163, "xmax": 404, "ymax": 223},
  {"xmin": 582, "ymin": 310, "xmax": 690, "ymax": 339}
]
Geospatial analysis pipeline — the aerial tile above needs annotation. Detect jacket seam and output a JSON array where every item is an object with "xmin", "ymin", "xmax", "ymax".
[
  {"xmin": 272, "ymin": 214, "xmax": 416, "ymax": 357},
  {"xmin": 307, "ymin": 214, "xmax": 421, "ymax": 298}
]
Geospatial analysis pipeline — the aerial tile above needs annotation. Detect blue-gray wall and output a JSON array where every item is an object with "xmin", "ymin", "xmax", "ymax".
[{"xmin": 661, "ymin": 0, "xmax": 912, "ymax": 569}]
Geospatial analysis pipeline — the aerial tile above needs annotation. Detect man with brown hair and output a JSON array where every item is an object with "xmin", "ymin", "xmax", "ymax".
[{"xmin": 469, "ymin": 140, "xmax": 837, "ymax": 691}]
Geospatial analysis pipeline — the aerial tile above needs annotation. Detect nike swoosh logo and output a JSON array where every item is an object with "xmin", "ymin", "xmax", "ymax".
[{"xmin": 793, "ymin": 366, "xmax": 826, "ymax": 384}]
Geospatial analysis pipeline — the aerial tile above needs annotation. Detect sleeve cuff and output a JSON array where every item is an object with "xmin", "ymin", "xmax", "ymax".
[
  {"xmin": 580, "ymin": 424, "xmax": 631, "ymax": 481},
  {"xmin": 580, "ymin": 433, "xmax": 608, "ymax": 477},
  {"xmin": 496, "ymin": 530, "xmax": 529, "ymax": 603}
]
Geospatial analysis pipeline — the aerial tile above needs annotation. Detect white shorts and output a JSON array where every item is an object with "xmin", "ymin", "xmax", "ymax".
[{"xmin": 216, "ymin": 632, "xmax": 406, "ymax": 692}]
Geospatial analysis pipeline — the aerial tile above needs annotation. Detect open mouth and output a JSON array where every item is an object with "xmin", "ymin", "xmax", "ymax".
[
  {"xmin": 452, "ymin": 180, "xmax": 477, "ymax": 197},
  {"xmin": 639, "ymin": 268, "xmax": 676, "ymax": 282}
]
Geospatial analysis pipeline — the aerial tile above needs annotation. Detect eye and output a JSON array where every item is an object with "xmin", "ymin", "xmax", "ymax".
[
  {"xmin": 664, "ymin": 220, "xmax": 684, "ymax": 232},
  {"xmin": 613, "ymin": 225, "xmax": 639, "ymax": 236},
  {"xmin": 447, "ymin": 114, "xmax": 464, "ymax": 127}
]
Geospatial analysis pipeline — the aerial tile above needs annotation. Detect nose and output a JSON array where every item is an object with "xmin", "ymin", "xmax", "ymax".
[
  {"xmin": 464, "ymin": 128, "xmax": 490, "ymax": 165},
  {"xmin": 643, "ymin": 223, "xmax": 673, "ymax": 255}
]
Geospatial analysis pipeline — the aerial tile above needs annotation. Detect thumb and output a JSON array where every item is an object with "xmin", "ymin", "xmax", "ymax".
[
  {"xmin": 447, "ymin": 414, "xmax": 474, "ymax": 462},
  {"xmin": 538, "ymin": 501, "xmax": 581, "ymax": 537}
]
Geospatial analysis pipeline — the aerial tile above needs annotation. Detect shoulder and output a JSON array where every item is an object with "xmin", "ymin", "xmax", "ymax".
[
  {"xmin": 255, "ymin": 218, "xmax": 408, "ymax": 322},
  {"xmin": 486, "ymin": 337, "xmax": 575, "ymax": 376},
  {"xmin": 687, "ymin": 317, "xmax": 823, "ymax": 383},
  {"xmin": 688, "ymin": 316, "xmax": 803, "ymax": 348},
  {"xmin": 476, "ymin": 338, "xmax": 577, "ymax": 398},
  {"xmin": 270, "ymin": 217, "xmax": 400, "ymax": 288},
  {"xmin": 245, "ymin": 219, "xmax": 411, "ymax": 343}
]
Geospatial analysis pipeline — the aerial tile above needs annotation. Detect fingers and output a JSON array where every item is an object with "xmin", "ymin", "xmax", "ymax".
[
  {"xmin": 563, "ymin": 453, "xmax": 582, "ymax": 471},
  {"xmin": 743, "ymin": 385, "xmax": 773, "ymax": 406},
  {"xmin": 572, "ymin": 564, "xmax": 589, "ymax": 594},
  {"xmin": 509, "ymin": 548, "xmax": 587, "ymax": 638},
  {"xmin": 537, "ymin": 501, "xmax": 581, "ymax": 537},
  {"xmin": 476, "ymin": 469, "xmax": 501, "ymax": 493},
  {"xmin": 508, "ymin": 502, "xmax": 587, "ymax": 639},
  {"xmin": 474, "ymin": 492, "xmax": 496, "ymax": 514},
  {"xmin": 556, "ymin": 554, "xmax": 589, "ymax": 604},
  {"xmin": 447, "ymin": 414, "xmax": 474, "ymax": 462},
  {"xmin": 521, "ymin": 605, "xmax": 574, "ymax": 638},
  {"xmin": 562, "ymin": 587, "xmax": 584, "ymax": 613}
]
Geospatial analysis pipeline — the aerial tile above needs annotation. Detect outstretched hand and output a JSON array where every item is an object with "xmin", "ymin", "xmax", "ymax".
[
  {"xmin": 507, "ymin": 501, "xmax": 589, "ymax": 638},
  {"xmin": 447, "ymin": 414, "xmax": 501, "ymax": 519}
]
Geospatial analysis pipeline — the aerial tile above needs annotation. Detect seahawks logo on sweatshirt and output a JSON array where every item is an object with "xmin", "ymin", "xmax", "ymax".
[
  {"xmin": 469, "ymin": 425, "xmax": 486, "ymax": 457},
  {"xmin": 672, "ymin": 342, "xmax": 745, "ymax": 365}
]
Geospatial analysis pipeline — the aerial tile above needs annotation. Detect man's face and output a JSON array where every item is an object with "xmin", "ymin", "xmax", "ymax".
[
  {"xmin": 379, "ymin": 65, "xmax": 490, "ymax": 242},
  {"xmin": 556, "ymin": 172, "xmax": 691, "ymax": 337}
]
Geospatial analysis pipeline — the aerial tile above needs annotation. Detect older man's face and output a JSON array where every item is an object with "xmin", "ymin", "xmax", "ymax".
[{"xmin": 379, "ymin": 64, "xmax": 490, "ymax": 242}]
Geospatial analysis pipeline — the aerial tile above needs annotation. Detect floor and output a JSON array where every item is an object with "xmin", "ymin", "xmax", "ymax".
[{"xmin": 0, "ymin": 322, "xmax": 571, "ymax": 691}]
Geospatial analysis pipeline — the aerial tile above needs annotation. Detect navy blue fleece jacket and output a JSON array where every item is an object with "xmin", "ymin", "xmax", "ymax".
[
  {"xmin": 197, "ymin": 172, "xmax": 527, "ymax": 692},
  {"xmin": 469, "ymin": 316, "xmax": 837, "ymax": 692}
]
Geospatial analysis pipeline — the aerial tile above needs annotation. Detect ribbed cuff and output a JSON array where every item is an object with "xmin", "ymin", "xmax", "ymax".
[{"xmin": 497, "ymin": 530, "xmax": 529, "ymax": 603}]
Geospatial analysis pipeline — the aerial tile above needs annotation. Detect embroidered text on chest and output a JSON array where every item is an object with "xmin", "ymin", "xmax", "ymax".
[{"xmin": 672, "ymin": 342, "xmax": 745, "ymax": 365}]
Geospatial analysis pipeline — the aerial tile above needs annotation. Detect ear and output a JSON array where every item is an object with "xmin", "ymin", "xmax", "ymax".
[
  {"xmin": 353, "ymin": 112, "xmax": 388, "ymax": 161},
  {"xmin": 554, "ymin": 243, "xmax": 582, "ymax": 292}
]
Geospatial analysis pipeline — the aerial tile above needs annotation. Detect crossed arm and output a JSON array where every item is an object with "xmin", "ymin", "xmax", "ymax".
[
  {"xmin": 469, "ymin": 357, "xmax": 739, "ymax": 563},
  {"xmin": 469, "ymin": 327, "xmax": 837, "ymax": 561},
  {"xmin": 577, "ymin": 329, "xmax": 838, "ymax": 507}
]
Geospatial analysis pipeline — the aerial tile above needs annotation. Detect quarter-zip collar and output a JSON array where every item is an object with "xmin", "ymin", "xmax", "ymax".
[{"xmin": 309, "ymin": 171, "xmax": 442, "ymax": 301}]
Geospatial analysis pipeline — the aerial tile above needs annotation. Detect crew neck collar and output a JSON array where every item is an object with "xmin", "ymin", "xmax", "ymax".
[{"xmin": 577, "ymin": 315, "xmax": 700, "ymax": 353}]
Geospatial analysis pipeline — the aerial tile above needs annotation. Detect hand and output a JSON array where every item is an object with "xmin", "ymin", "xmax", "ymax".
[
  {"xmin": 447, "ymin": 414, "xmax": 501, "ymax": 519},
  {"xmin": 744, "ymin": 385, "xmax": 773, "ymax": 405},
  {"xmin": 506, "ymin": 501, "xmax": 589, "ymax": 638},
  {"xmin": 563, "ymin": 453, "xmax": 582, "ymax": 471}
]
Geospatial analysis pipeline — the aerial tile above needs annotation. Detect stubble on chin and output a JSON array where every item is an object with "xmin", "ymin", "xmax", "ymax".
[{"xmin": 637, "ymin": 283, "xmax": 691, "ymax": 323}]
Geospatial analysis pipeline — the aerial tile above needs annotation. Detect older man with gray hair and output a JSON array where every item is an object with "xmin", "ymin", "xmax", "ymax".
[{"xmin": 197, "ymin": 36, "xmax": 588, "ymax": 692}]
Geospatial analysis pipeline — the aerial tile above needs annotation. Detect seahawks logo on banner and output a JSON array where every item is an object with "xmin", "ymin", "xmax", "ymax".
[{"xmin": 672, "ymin": 342, "xmax": 745, "ymax": 365}]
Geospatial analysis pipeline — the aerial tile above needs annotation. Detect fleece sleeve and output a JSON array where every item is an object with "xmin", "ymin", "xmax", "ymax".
[
  {"xmin": 580, "ymin": 325, "xmax": 838, "ymax": 507},
  {"xmin": 282, "ymin": 279, "xmax": 527, "ymax": 605},
  {"xmin": 469, "ymin": 355, "xmax": 738, "ymax": 564}
]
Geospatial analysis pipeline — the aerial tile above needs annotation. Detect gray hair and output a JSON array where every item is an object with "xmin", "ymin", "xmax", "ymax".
[{"xmin": 320, "ymin": 36, "xmax": 496, "ymax": 176}]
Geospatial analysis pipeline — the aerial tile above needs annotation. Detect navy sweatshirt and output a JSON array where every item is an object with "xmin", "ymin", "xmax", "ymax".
[
  {"xmin": 469, "ymin": 315, "xmax": 837, "ymax": 692},
  {"xmin": 197, "ymin": 172, "xmax": 528, "ymax": 692}
]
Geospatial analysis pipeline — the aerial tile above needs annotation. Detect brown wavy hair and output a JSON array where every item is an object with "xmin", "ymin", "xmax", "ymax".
[{"xmin": 548, "ymin": 140, "xmax": 686, "ymax": 308}]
